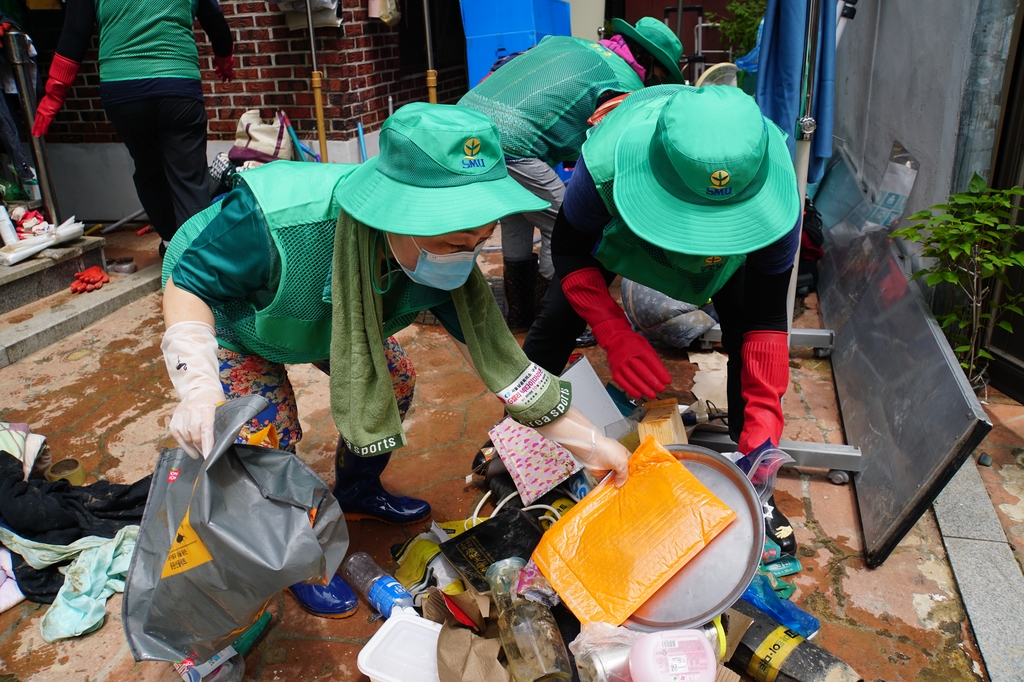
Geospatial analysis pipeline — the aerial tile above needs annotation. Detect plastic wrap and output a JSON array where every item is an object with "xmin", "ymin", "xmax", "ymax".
[
  {"xmin": 533, "ymin": 436, "xmax": 736, "ymax": 625},
  {"xmin": 733, "ymin": 447, "xmax": 795, "ymax": 505},
  {"xmin": 569, "ymin": 622, "xmax": 643, "ymax": 682}
]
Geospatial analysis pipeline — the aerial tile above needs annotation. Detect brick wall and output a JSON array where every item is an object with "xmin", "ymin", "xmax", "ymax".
[{"xmin": 41, "ymin": 0, "xmax": 470, "ymax": 144}]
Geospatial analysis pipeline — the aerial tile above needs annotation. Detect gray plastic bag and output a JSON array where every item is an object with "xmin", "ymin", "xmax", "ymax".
[
  {"xmin": 123, "ymin": 397, "xmax": 349, "ymax": 663},
  {"xmin": 621, "ymin": 278, "xmax": 717, "ymax": 349}
]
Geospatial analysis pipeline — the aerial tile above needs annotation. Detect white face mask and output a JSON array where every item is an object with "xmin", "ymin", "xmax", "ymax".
[{"xmin": 388, "ymin": 235, "xmax": 483, "ymax": 291}]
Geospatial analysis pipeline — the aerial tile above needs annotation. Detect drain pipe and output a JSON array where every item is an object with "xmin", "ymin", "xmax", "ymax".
[{"xmin": 6, "ymin": 32, "xmax": 60, "ymax": 225}]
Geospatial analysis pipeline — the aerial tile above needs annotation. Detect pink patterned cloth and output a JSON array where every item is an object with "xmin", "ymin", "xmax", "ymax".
[
  {"xmin": 488, "ymin": 419, "xmax": 582, "ymax": 505},
  {"xmin": 600, "ymin": 35, "xmax": 646, "ymax": 81}
]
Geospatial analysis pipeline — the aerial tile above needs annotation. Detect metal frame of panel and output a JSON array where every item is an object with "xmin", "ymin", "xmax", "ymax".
[{"xmin": 819, "ymin": 226, "xmax": 992, "ymax": 567}]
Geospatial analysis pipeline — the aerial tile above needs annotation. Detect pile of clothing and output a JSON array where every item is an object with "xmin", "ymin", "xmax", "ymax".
[{"xmin": 0, "ymin": 423, "xmax": 150, "ymax": 641}]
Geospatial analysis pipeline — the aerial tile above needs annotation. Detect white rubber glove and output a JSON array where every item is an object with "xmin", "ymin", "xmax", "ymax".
[
  {"xmin": 161, "ymin": 321, "xmax": 225, "ymax": 459},
  {"xmin": 536, "ymin": 406, "xmax": 630, "ymax": 487}
]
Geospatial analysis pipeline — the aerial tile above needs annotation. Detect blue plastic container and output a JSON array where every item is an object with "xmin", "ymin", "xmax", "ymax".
[
  {"xmin": 533, "ymin": 0, "xmax": 571, "ymax": 39},
  {"xmin": 465, "ymin": 30, "xmax": 537, "ymax": 88},
  {"xmin": 460, "ymin": 0, "xmax": 572, "ymax": 88},
  {"xmin": 459, "ymin": 0, "xmax": 535, "ymax": 37}
]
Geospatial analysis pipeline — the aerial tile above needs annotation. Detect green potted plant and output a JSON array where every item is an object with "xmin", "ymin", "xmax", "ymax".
[
  {"xmin": 891, "ymin": 172, "xmax": 1024, "ymax": 390},
  {"xmin": 709, "ymin": 0, "xmax": 766, "ymax": 57}
]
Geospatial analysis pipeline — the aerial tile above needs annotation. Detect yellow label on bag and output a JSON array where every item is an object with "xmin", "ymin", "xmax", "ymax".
[
  {"xmin": 746, "ymin": 626, "xmax": 804, "ymax": 682},
  {"xmin": 162, "ymin": 509, "xmax": 213, "ymax": 578}
]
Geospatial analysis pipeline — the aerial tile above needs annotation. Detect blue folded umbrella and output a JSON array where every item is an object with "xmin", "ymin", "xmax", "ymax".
[{"xmin": 755, "ymin": 0, "xmax": 836, "ymax": 184}]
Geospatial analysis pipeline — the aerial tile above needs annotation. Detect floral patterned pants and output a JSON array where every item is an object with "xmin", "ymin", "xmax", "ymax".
[{"xmin": 216, "ymin": 336, "xmax": 416, "ymax": 452}]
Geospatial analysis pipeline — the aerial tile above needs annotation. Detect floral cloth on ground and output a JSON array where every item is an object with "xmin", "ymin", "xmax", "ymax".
[{"xmin": 217, "ymin": 335, "xmax": 415, "ymax": 452}]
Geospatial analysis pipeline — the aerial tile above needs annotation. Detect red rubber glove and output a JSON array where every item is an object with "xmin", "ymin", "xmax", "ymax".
[
  {"xmin": 561, "ymin": 267, "xmax": 671, "ymax": 399},
  {"xmin": 32, "ymin": 54, "xmax": 80, "ymax": 137},
  {"xmin": 213, "ymin": 52, "xmax": 234, "ymax": 83},
  {"xmin": 738, "ymin": 330, "xmax": 790, "ymax": 454}
]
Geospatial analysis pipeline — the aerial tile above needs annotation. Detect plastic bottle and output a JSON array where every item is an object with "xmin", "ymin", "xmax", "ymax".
[
  {"xmin": 341, "ymin": 551, "xmax": 414, "ymax": 618},
  {"xmin": 485, "ymin": 557, "xmax": 572, "ymax": 682}
]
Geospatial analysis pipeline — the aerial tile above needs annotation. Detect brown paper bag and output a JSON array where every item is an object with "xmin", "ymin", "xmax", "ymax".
[{"xmin": 436, "ymin": 619, "xmax": 510, "ymax": 682}]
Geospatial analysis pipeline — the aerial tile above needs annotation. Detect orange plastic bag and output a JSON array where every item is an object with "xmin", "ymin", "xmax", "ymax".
[{"xmin": 532, "ymin": 436, "xmax": 736, "ymax": 625}]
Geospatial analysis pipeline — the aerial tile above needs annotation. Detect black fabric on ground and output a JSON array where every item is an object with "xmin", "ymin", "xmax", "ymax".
[{"xmin": 0, "ymin": 450, "xmax": 151, "ymax": 603}]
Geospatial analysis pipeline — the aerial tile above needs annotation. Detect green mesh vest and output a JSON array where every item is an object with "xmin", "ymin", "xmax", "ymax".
[
  {"xmin": 458, "ymin": 36, "xmax": 644, "ymax": 166},
  {"xmin": 163, "ymin": 162, "xmax": 359, "ymax": 364},
  {"xmin": 581, "ymin": 86, "xmax": 745, "ymax": 305},
  {"xmin": 95, "ymin": 0, "xmax": 201, "ymax": 82}
]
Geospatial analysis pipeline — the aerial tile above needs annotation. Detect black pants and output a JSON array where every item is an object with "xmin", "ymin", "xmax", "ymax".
[
  {"xmin": 522, "ymin": 267, "xmax": 751, "ymax": 443},
  {"xmin": 105, "ymin": 97, "xmax": 210, "ymax": 242}
]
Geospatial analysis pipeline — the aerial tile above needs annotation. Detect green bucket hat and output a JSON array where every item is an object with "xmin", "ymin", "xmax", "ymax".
[
  {"xmin": 612, "ymin": 17, "xmax": 686, "ymax": 84},
  {"xmin": 612, "ymin": 86, "xmax": 800, "ymax": 256},
  {"xmin": 338, "ymin": 103, "xmax": 550, "ymax": 236}
]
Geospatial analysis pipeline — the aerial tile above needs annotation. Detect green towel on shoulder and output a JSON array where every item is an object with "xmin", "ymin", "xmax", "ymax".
[{"xmin": 329, "ymin": 210, "xmax": 571, "ymax": 456}]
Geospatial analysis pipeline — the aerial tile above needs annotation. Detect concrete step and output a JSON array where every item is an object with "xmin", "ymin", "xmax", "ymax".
[
  {"xmin": 0, "ymin": 263, "xmax": 161, "ymax": 368},
  {"xmin": 0, "ymin": 235, "xmax": 107, "ymax": 315}
]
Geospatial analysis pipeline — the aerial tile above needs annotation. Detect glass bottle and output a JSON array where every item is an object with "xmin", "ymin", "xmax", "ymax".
[{"xmin": 485, "ymin": 557, "xmax": 572, "ymax": 682}]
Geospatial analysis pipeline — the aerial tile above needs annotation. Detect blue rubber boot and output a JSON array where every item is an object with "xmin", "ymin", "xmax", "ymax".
[
  {"xmin": 333, "ymin": 442, "xmax": 431, "ymax": 525},
  {"xmin": 287, "ymin": 573, "xmax": 359, "ymax": 618}
]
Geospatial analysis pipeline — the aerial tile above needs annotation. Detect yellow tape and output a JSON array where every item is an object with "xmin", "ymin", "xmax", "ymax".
[
  {"xmin": 746, "ymin": 626, "xmax": 804, "ymax": 682},
  {"xmin": 162, "ymin": 509, "xmax": 214, "ymax": 578}
]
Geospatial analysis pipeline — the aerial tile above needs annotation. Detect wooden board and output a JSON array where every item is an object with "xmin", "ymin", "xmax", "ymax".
[{"xmin": 638, "ymin": 404, "xmax": 688, "ymax": 445}]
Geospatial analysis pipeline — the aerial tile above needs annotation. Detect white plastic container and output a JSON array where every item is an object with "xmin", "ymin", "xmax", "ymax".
[
  {"xmin": 629, "ymin": 629, "xmax": 716, "ymax": 682},
  {"xmin": 356, "ymin": 613, "xmax": 442, "ymax": 682}
]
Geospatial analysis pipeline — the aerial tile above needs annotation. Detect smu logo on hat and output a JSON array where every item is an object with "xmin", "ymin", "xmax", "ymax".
[
  {"xmin": 707, "ymin": 169, "xmax": 732, "ymax": 197},
  {"xmin": 463, "ymin": 137, "xmax": 486, "ymax": 169},
  {"xmin": 700, "ymin": 255, "xmax": 724, "ymax": 273}
]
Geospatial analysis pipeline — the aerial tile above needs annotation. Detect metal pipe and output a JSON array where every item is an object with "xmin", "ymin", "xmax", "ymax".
[
  {"xmin": 423, "ymin": 0, "xmax": 437, "ymax": 103},
  {"xmin": 304, "ymin": 0, "xmax": 319, "ymax": 74},
  {"xmin": 6, "ymin": 32, "xmax": 59, "ymax": 224},
  {"xmin": 787, "ymin": 0, "xmax": 822, "ymax": 333},
  {"xmin": 676, "ymin": 0, "xmax": 684, "ymax": 38},
  {"xmin": 799, "ymin": 0, "xmax": 822, "ymax": 132},
  {"xmin": 305, "ymin": 0, "xmax": 329, "ymax": 162},
  {"xmin": 100, "ymin": 208, "xmax": 146, "ymax": 234},
  {"xmin": 388, "ymin": 95, "xmax": 394, "ymax": 117}
]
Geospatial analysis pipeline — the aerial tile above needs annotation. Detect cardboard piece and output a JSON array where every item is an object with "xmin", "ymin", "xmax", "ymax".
[
  {"xmin": 561, "ymin": 356, "xmax": 626, "ymax": 434},
  {"xmin": 723, "ymin": 608, "xmax": 755, "ymax": 663},
  {"xmin": 436, "ymin": 619, "xmax": 510, "ymax": 682},
  {"xmin": 716, "ymin": 666, "xmax": 742, "ymax": 682}
]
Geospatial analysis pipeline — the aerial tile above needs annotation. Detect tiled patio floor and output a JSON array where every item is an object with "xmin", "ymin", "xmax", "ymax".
[{"xmin": 0, "ymin": 285, "xmax": 1016, "ymax": 681}]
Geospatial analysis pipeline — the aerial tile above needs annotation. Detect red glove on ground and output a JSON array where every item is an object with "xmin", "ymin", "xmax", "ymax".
[
  {"xmin": 213, "ymin": 52, "xmax": 234, "ymax": 83},
  {"xmin": 738, "ymin": 330, "xmax": 790, "ymax": 454},
  {"xmin": 32, "ymin": 54, "xmax": 80, "ymax": 137},
  {"xmin": 70, "ymin": 266, "xmax": 110, "ymax": 293},
  {"xmin": 561, "ymin": 267, "xmax": 671, "ymax": 400}
]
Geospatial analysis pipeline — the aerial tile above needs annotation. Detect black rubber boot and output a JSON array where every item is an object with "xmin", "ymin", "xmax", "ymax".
[
  {"xmin": 764, "ymin": 493, "xmax": 797, "ymax": 556},
  {"xmin": 503, "ymin": 255, "xmax": 539, "ymax": 333},
  {"xmin": 533, "ymin": 272, "xmax": 552, "ymax": 322},
  {"xmin": 333, "ymin": 439, "xmax": 431, "ymax": 524}
]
